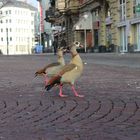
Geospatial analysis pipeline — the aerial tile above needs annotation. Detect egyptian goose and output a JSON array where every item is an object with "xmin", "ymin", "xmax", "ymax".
[
  {"xmin": 35, "ymin": 47, "xmax": 65, "ymax": 84},
  {"xmin": 45, "ymin": 42, "xmax": 84, "ymax": 97}
]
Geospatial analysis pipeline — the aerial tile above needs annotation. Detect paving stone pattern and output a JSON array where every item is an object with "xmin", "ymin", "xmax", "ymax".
[{"xmin": 0, "ymin": 54, "xmax": 140, "ymax": 140}]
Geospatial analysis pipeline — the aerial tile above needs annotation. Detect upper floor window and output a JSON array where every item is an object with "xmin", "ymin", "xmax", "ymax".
[
  {"xmin": 106, "ymin": 9, "xmax": 111, "ymax": 18},
  {"xmin": 5, "ymin": 11, "xmax": 8, "ymax": 14},
  {"xmin": 119, "ymin": 0, "xmax": 126, "ymax": 21},
  {"xmin": 120, "ymin": 0, "xmax": 125, "ymax": 4},
  {"xmin": 133, "ymin": 0, "xmax": 140, "ymax": 17},
  {"xmin": 10, "ymin": 37, "xmax": 12, "ymax": 41},
  {"xmin": 31, "ymin": 13, "xmax": 34, "ymax": 16},
  {"xmin": 92, "ymin": 9, "xmax": 99, "ymax": 21}
]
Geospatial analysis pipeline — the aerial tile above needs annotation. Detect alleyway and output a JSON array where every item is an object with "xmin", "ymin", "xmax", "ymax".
[{"xmin": 0, "ymin": 53, "xmax": 140, "ymax": 140}]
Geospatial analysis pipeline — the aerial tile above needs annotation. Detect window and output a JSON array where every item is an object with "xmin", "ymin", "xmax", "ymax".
[
  {"xmin": 133, "ymin": 0, "xmax": 140, "ymax": 17},
  {"xmin": 1, "ymin": 29, "xmax": 3, "ymax": 32},
  {"xmin": 9, "ymin": 10, "xmax": 11, "ymax": 14},
  {"xmin": 120, "ymin": 0, "xmax": 126, "ymax": 21},
  {"xmin": 1, "ymin": 37, "xmax": 3, "ymax": 41},
  {"xmin": 31, "ymin": 13, "xmax": 34, "ymax": 16},
  {"xmin": 10, "ymin": 37, "xmax": 12, "ymax": 41}
]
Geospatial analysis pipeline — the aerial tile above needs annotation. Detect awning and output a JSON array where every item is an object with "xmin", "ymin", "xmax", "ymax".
[
  {"xmin": 73, "ymin": 12, "xmax": 92, "ymax": 30},
  {"xmin": 130, "ymin": 17, "xmax": 140, "ymax": 24}
]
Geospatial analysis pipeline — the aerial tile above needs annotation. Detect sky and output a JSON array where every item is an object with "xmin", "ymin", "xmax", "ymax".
[{"xmin": 27, "ymin": 0, "xmax": 38, "ymax": 7}]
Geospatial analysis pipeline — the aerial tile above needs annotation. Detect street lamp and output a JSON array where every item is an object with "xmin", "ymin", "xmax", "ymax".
[
  {"xmin": 83, "ymin": 13, "xmax": 88, "ymax": 53},
  {"xmin": 6, "ymin": 28, "xmax": 9, "ymax": 55}
]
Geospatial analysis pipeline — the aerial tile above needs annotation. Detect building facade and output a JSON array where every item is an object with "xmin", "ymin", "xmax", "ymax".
[
  {"xmin": 78, "ymin": 0, "xmax": 140, "ymax": 53},
  {"xmin": 45, "ymin": 0, "xmax": 80, "ymax": 47},
  {"xmin": 0, "ymin": 0, "xmax": 37, "ymax": 55},
  {"xmin": 37, "ymin": 0, "xmax": 52, "ymax": 52},
  {"xmin": 45, "ymin": 0, "xmax": 140, "ymax": 53}
]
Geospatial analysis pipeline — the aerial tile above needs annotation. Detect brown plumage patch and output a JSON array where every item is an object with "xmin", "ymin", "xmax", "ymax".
[
  {"xmin": 58, "ymin": 64, "xmax": 76, "ymax": 76},
  {"xmin": 35, "ymin": 62, "xmax": 61, "ymax": 76},
  {"xmin": 45, "ymin": 64, "xmax": 76, "ymax": 90},
  {"xmin": 45, "ymin": 62, "xmax": 61, "ymax": 68}
]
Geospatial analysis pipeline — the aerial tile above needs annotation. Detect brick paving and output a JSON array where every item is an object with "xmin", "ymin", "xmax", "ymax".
[{"xmin": 0, "ymin": 53, "xmax": 140, "ymax": 140}]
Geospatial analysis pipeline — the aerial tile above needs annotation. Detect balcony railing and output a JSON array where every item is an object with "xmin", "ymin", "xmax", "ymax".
[{"xmin": 45, "ymin": 7, "xmax": 56, "ymax": 23}]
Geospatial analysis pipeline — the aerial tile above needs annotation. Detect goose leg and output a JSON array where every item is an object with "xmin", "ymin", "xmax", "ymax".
[
  {"xmin": 59, "ymin": 84, "xmax": 67, "ymax": 97},
  {"xmin": 44, "ymin": 75, "xmax": 49, "ymax": 85},
  {"xmin": 71, "ymin": 85, "xmax": 84, "ymax": 97}
]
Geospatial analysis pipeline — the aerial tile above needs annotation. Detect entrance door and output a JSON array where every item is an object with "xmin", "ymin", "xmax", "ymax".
[
  {"xmin": 94, "ymin": 29, "xmax": 98, "ymax": 47},
  {"xmin": 120, "ymin": 27, "xmax": 127, "ymax": 52}
]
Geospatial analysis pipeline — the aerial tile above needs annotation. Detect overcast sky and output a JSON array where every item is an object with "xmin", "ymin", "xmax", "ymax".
[{"xmin": 27, "ymin": 0, "xmax": 38, "ymax": 7}]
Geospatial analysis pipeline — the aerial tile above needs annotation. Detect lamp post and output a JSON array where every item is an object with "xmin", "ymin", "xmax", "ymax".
[
  {"xmin": 84, "ymin": 29, "xmax": 87, "ymax": 53},
  {"xmin": 6, "ymin": 28, "xmax": 9, "ymax": 55},
  {"xmin": 83, "ymin": 13, "xmax": 88, "ymax": 53}
]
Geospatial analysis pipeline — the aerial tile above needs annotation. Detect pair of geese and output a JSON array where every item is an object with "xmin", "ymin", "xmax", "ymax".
[{"xmin": 35, "ymin": 42, "xmax": 84, "ymax": 97}]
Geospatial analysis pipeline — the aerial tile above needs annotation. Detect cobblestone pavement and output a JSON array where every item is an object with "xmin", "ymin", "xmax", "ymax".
[{"xmin": 0, "ymin": 53, "xmax": 140, "ymax": 140}]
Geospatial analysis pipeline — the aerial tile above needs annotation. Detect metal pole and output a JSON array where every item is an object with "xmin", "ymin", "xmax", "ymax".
[
  {"xmin": 84, "ymin": 29, "xmax": 87, "ymax": 53},
  {"xmin": 6, "ymin": 28, "xmax": 9, "ymax": 55},
  {"xmin": 40, "ymin": 27, "xmax": 42, "ymax": 45},
  {"xmin": 27, "ymin": 37, "xmax": 30, "ymax": 54}
]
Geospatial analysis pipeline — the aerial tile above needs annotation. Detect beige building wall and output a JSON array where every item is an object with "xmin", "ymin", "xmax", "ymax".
[
  {"xmin": 64, "ymin": 0, "xmax": 140, "ymax": 52},
  {"xmin": 108, "ymin": 0, "xmax": 119, "ymax": 47},
  {"xmin": 99, "ymin": 4, "xmax": 106, "ymax": 46},
  {"xmin": 99, "ymin": 0, "xmax": 137, "ymax": 52}
]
